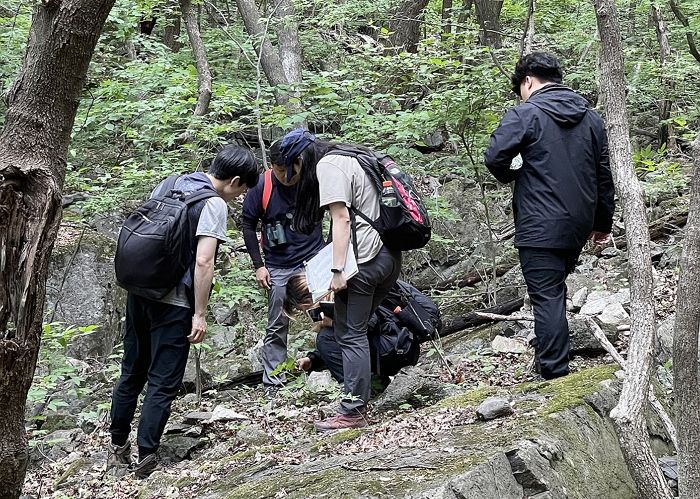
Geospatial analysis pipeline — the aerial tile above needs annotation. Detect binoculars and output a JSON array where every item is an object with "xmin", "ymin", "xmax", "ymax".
[{"xmin": 264, "ymin": 220, "xmax": 288, "ymax": 247}]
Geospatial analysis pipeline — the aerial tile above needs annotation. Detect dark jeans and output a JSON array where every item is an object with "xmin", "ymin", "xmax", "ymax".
[
  {"xmin": 519, "ymin": 247, "xmax": 580, "ymax": 380},
  {"xmin": 333, "ymin": 246, "xmax": 401, "ymax": 415},
  {"xmin": 110, "ymin": 293, "xmax": 191, "ymax": 454}
]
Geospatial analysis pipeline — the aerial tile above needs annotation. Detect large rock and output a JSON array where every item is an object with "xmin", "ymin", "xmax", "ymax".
[
  {"xmin": 373, "ymin": 366, "xmax": 458, "ymax": 411},
  {"xmin": 569, "ymin": 316, "xmax": 617, "ymax": 354},
  {"xmin": 46, "ymin": 226, "xmax": 126, "ymax": 359},
  {"xmin": 476, "ymin": 397, "xmax": 513, "ymax": 420},
  {"xmin": 159, "ymin": 366, "xmax": 639, "ymax": 498},
  {"xmin": 656, "ymin": 313, "xmax": 675, "ymax": 364}
]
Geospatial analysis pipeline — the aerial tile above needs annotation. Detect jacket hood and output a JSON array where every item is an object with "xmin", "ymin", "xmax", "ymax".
[{"xmin": 526, "ymin": 84, "xmax": 590, "ymax": 127}]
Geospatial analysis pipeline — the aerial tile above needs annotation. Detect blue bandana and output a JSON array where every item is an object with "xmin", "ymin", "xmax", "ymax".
[{"xmin": 279, "ymin": 129, "xmax": 316, "ymax": 181}]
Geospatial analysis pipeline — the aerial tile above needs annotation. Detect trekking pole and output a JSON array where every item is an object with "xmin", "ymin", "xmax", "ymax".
[{"xmin": 429, "ymin": 337, "xmax": 455, "ymax": 378}]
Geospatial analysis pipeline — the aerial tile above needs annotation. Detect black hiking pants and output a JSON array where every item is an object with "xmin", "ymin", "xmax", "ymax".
[
  {"xmin": 110, "ymin": 293, "xmax": 191, "ymax": 454},
  {"xmin": 518, "ymin": 247, "xmax": 581, "ymax": 380}
]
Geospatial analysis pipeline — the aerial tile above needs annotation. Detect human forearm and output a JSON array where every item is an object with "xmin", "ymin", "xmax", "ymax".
[
  {"xmin": 241, "ymin": 216, "xmax": 264, "ymax": 269},
  {"xmin": 330, "ymin": 204, "xmax": 351, "ymax": 269}
]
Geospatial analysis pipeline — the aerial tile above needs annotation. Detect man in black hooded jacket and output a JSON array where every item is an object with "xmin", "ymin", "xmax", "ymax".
[{"xmin": 484, "ymin": 52, "xmax": 615, "ymax": 379}]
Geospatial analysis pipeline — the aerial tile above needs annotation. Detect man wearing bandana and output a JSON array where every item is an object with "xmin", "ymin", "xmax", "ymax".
[{"xmin": 242, "ymin": 140, "xmax": 324, "ymax": 395}]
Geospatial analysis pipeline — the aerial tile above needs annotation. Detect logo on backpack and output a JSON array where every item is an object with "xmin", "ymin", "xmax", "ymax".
[
  {"xmin": 114, "ymin": 175, "xmax": 219, "ymax": 300},
  {"xmin": 324, "ymin": 145, "xmax": 432, "ymax": 251}
]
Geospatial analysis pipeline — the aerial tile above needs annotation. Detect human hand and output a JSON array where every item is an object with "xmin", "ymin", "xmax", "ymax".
[
  {"xmin": 188, "ymin": 313, "xmax": 207, "ymax": 343},
  {"xmin": 330, "ymin": 272, "xmax": 347, "ymax": 293},
  {"xmin": 255, "ymin": 267, "xmax": 271, "ymax": 290},
  {"xmin": 590, "ymin": 231, "xmax": 611, "ymax": 245},
  {"xmin": 295, "ymin": 357, "xmax": 312, "ymax": 371}
]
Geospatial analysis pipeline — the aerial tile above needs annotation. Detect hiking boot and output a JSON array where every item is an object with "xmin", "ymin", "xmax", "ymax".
[
  {"xmin": 314, "ymin": 412, "xmax": 368, "ymax": 433},
  {"xmin": 128, "ymin": 453, "xmax": 158, "ymax": 479},
  {"xmin": 107, "ymin": 441, "xmax": 132, "ymax": 468}
]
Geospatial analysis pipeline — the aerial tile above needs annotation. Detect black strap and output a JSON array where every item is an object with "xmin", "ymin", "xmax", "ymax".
[
  {"xmin": 161, "ymin": 175, "xmax": 180, "ymax": 197},
  {"xmin": 184, "ymin": 187, "xmax": 219, "ymax": 206}
]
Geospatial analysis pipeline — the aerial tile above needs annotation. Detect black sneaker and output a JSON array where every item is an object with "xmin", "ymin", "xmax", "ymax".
[
  {"xmin": 128, "ymin": 453, "xmax": 158, "ymax": 479},
  {"xmin": 107, "ymin": 441, "xmax": 132, "ymax": 468}
]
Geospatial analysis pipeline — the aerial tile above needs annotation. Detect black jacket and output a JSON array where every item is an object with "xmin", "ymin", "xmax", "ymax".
[{"xmin": 484, "ymin": 85, "xmax": 615, "ymax": 250}]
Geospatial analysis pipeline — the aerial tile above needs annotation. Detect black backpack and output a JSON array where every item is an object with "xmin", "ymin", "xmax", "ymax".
[
  {"xmin": 114, "ymin": 175, "xmax": 219, "ymax": 300},
  {"xmin": 368, "ymin": 281, "xmax": 441, "ymax": 376},
  {"xmin": 324, "ymin": 145, "xmax": 431, "ymax": 251}
]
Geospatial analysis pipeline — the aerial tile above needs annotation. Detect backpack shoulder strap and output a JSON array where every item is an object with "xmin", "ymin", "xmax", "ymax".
[
  {"xmin": 261, "ymin": 170, "xmax": 273, "ymax": 213},
  {"xmin": 157, "ymin": 175, "xmax": 180, "ymax": 198},
  {"xmin": 184, "ymin": 185, "xmax": 219, "ymax": 205}
]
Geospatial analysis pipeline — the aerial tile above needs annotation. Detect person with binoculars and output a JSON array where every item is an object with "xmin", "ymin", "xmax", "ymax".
[{"xmin": 242, "ymin": 141, "xmax": 324, "ymax": 396}]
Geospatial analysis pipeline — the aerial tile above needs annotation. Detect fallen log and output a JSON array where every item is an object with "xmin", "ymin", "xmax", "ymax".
[
  {"xmin": 432, "ymin": 263, "xmax": 515, "ymax": 292},
  {"xmin": 441, "ymin": 297, "xmax": 524, "ymax": 336}
]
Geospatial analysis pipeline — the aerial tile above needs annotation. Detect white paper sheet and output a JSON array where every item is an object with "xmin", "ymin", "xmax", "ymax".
[{"xmin": 304, "ymin": 242, "xmax": 358, "ymax": 303}]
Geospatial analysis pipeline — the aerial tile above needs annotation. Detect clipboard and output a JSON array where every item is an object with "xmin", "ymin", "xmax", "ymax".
[{"xmin": 304, "ymin": 242, "xmax": 358, "ymax": 303}]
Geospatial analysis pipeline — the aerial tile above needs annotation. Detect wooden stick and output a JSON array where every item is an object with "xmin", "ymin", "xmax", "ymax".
[{"xmin": 475, "ymin": 311, "xmax": 534, "ymax": 321}]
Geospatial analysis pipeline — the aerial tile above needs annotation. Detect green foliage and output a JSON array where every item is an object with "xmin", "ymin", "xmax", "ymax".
[{"xmin": 28, "ymin": 323, "xmax": 98, "ymax": 416}]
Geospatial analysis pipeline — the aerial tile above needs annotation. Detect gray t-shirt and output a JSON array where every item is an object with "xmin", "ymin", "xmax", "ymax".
[
  {"xmin": 317, "ymin": 154, "xmax": 383, "ymax": 264},
  {"xmin": 152, "ymin": 174, "xmax": 229, "ymax": 308}
]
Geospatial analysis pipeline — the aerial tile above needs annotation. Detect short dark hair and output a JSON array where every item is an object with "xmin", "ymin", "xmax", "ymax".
[
  {"xmin": 511, "ymin": 52, "xmax": 563, "ymax": 97},
  {"xmin": 269, "ymin": 140, "xmax": 283, "ymax": 168},
  {"xmin": 209, "ymin": 145, "xmax": 259, "ymax": 187}
]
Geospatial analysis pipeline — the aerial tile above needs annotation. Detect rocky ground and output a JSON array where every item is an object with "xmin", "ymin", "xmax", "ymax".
[{"xmin": 24, "ymin": 171, "xmax": 686, "ymax": 498}]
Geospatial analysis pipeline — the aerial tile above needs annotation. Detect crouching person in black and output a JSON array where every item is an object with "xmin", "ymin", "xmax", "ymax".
[{"xmin": 284, "ymin": 274, "xmax": 440, "ymax": 386}]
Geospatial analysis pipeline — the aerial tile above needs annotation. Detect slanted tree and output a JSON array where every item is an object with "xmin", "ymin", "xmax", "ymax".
[
  {"xmin": 0, "ymin": 1, "xmax": 115, "ymax": 497},
  {"xmin": 181, "ymin": 0, "xmax": 213, "ymax": 116},
  {"xmin": 669, "ymin": 0, "xmax": 700, "ymax": 64},
  {"xmin": 593, "ymin": 0, "xmax": 673, "ymax": 497},
  {"xmin": 673, "ymin": 134, "xmax": 700, "ymax": 499}
]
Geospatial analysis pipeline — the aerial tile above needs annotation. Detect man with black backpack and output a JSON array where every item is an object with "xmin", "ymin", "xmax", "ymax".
[
  {"xmin": 290, "ymin": 279, "xmax": 441, "ymax": 386},
  {"xmin": 241, "ymin": 141, "xmax": 324, "ymax": 396},
  {"xmin": 109, "ymin": 145, "xmax": 259, "ymax": 477}
]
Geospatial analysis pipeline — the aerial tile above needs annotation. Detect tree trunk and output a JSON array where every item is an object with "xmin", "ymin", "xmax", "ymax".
[
  {"xmin": 236, "ymin": 0, "xmax": 290, "ymax": 105},
  {"xmin": 674, "ymin": 134, "xmax": 700, "ymax": 499},
  {"xmin": 520, "ymin": 0, "xmax": 535, "ymax": 56},
  {"xmin": 442, "ymin": 0, "xmax": 453, "ymax": 35},
  {"xmin": 387, "ymin": 0, "xmax": 430, "ymax": 53},
  {"xmin": 163, "ymin": 8, "xmax": 183, "ymax": 52},
  {"xmin": 474, "ymin": 0, "xmax": 504, "ymax": 48},
  {"xmin": 0, "ymin": 1, "xmax": 115, "ymax": 497},
  {"xmin": 669, "ymin": 0, "xmax": 700, "ymax": 64},
  {"xmin": 593, "ymin": 1, "xmax": 673, "ymax": 497},
  {"xmin": 272, "ymin": 0, "xmax": 302, "ymax": 87},
  {"xmin": 651, "ymin": 5, "xmax": 678, "ymax": 153},
  {"xmin": 181, "ymin": 0, "xmax": 212, "ymax": 116}
]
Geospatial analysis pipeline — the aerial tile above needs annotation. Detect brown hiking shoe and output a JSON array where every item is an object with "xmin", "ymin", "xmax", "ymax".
[
  {"xmin": 107, "ymin": 441, "xmax": 132, "ymax": 468},
  {"xmin": 314, "ymin": 412, "xmax": 368, "ymax": 433}
]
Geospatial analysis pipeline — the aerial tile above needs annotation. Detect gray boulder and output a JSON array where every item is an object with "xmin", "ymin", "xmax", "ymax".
[
  {"xmin": 373, "ymin": 367, "xmax": 457, "ymax": 411},
  {"xmin": 46, "ymin": 228, "xmax": 126, "ymax": 359},
  {"xmin": 476, "ymin": 397, "xmax": 513, "ymax": 420},
  {"xmin": 160, "ymin": 435, "xmax": 207, "ymax": 462}
]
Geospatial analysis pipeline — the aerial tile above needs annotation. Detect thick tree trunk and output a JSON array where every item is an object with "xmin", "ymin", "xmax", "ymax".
[
  {"xmin": 272, "ymin": 0, "xmax": 302, "ymax": 86},
  {"xmin": 163, "ymin": 9, "xmax": 183, "ymax": 52},
  {"xmin": 387, "ymin": 0, "xmax": 430, "ymax": 53},
  {"xmin": 593, "ymin": 1, "xmax": 673, "ymax": 498},
  {"xmin": 181, "ymin": 0, "xmax": 212, "ymax": 116},
  {"xmin": 0, "ymin": 2, "xmax": 114, "ymax": 497},
  {"xmin": 236, "ymin": 0, "xmax": 290, "ymax": 105},
  {"xmin": 669, "ymin": 0, "xmax": 700, "ymax": 64},
  {"xmin": 475, "ymin": 0, "xmax": 504, "ymax": 48},
  {"xmin": 651, "ymin": 5, "xmax": 678, "ymax": 153},
  {"xmin": 674, "ymin": 134, "xmax": 700, "ymax": 499}
]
